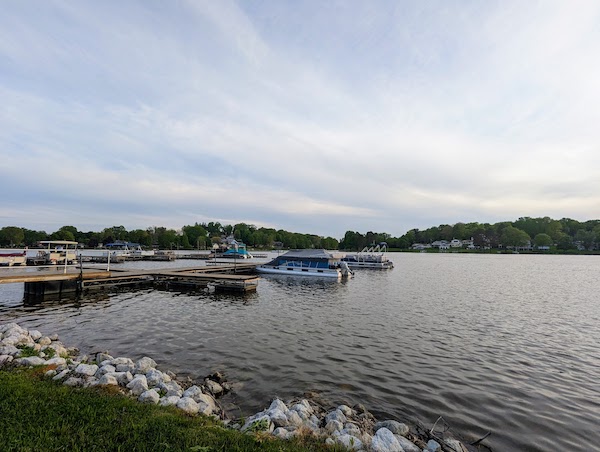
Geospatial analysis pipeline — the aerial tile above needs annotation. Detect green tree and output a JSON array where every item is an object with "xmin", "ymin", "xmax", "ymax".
[
  {"xmin": 0, "ymin": 226, "xmax": 25, "ymax": 247},
  {"xmin": 533, "ymin": 233, "xmax": 553, "ymax": 248},
  {"xmin": 500, "ymin": 226, "xmax": 530, "ymax": 249}
]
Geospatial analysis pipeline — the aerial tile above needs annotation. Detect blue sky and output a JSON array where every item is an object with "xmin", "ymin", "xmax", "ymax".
[{"xmin": 1, "ymin": 1, "xmax": 599, "ymax": 238}]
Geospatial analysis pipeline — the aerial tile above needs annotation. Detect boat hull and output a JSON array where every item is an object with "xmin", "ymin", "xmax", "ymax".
[{"xmin": 256, "ymin": 265, "xmax": 342, "ymax": 278}]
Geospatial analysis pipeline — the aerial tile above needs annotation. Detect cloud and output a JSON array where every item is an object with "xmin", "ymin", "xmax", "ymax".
[{"xmin": 1, "ymin": 1, "xmax": 600, "ymax": 237}]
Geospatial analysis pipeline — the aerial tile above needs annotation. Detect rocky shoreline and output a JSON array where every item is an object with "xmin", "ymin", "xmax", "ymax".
[{"xmin": 0, "ymin": 322, "xmax": 481, "ymax": 452}]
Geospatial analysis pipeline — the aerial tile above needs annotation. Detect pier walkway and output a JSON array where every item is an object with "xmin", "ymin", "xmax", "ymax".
[{"xmin": 0, "ymin": 263, "xmax": 260, "ymax": 296}]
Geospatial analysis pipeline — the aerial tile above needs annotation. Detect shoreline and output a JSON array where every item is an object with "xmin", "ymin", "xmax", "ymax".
[{"xmin": 1, "ymin": 322, "xmax": 486, "ymax": 452}]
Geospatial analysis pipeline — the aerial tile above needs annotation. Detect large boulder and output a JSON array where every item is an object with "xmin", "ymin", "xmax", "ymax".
[
  {"xmin": 371, "ymin": 427, "xmax": 403, "ymax": 452},
  {"xmin": 16, "ymin": 356, "xmax": 46, "ymax": 367},
  {"xmin": 139, "ymin": 389, "xmax": 160, "ymax": 404},
  {"xmin": 176, "ymin": 397, "xmax": 200, "ymax": 415},
  {"xmin": 29, "ymin": 330, "xmax": 42, "ymax": 341},
  {"xmin": 0, "ymin": 345, "xmax": 19, "ymax": 356},
  {"xmin": 375, "ymin": 420, "xmax": 410, "ymax": 436},
  {"xmin": 159, "ymin": 396, "xmax": 181, "ymax": 407},
  {"xmin": 98, "ymin": 374, "xmax": 119, "ymax": 386},
  {"xmin": 134, "ymin": 357, "xmax": 157, "ymax": 374},
  {"xmin": 126, "ymin": 375, "xmax": 149, "ymax": 396},
  {"xmin": 335, "ymin": 434, "xmax": 363, "ymax": 450},
  {"xmin": 74, "ymin": 363, "xmax": 99, "ymax": 377},
  {"xmin": 397, "ymin": 435, "xmax": 421, "ymax": 452},
  {"xmin": 0, "ymin": 355, "xmax": 14, "ymax": 366}
]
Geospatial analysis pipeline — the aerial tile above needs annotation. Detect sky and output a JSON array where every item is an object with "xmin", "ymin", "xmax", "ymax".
[{"xmin": 1, "ymin": 0, "xmax": 600, "ymax": 239}]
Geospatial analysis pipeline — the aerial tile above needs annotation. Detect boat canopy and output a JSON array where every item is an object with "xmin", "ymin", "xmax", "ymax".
[{"xmin": 39, "ymin": 240, "xmax": 78, "ymax": 246}]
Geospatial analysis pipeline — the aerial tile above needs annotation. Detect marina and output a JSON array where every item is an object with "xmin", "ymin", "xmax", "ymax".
[{"xmin": 0, "ymin": 262, "xmax": 260, "ymax": 295}]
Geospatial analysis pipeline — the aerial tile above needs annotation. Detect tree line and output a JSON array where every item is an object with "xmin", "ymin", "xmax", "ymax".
[
  {"xmin": 1, "ymin": 216, "xmax": 599, "ymax": 251},
  {"xmin": 0, "ymin": 222, "xmax": 340, "ymax": 251}
]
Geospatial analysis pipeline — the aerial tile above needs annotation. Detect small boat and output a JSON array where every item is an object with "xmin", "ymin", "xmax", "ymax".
[
  {"xmin": 257, "ymin": 249, "xmax": 353, "ymax": 278},
  {"xmin": 29, "ymin": 241, "xmax": 78, "ymax": 265},
  {"xmin": 0, "ymin": 250, "xmax": 27, "ymax": 267},
  {"xmin": 341, "ymin": 243, "xmax": 394, "ymax": 269},
  {"xmin": 212, "ymin": 234, "xmax": 253, "ymax": 259},
  {"xmin": 104, "ymin": 241, "xmax": 151, "ymax": 258}
]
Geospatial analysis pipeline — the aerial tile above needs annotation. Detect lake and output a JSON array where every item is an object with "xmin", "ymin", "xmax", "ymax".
[{"xmin": 1, "ymin": 252, "xmax": 599, "ymax": 451}]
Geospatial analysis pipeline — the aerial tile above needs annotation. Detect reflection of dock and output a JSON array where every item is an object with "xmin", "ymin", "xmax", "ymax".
[{"xmin": 0, "ymin": 263, "xmax": 260, "ymax": 297}]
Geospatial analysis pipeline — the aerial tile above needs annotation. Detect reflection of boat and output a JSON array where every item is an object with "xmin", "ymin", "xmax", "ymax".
[
  {"xmin": 341, "ymin": 243, "xmax": 394, "ymax": 269},
  {"xmin": 28, "ymin": 241, "xmax": 78, "ymax": 265},
  {"xmin": 0, "ymin": 250, "xmax": 27, "ymax": 266},
  {"xmin": 257, "ymin": 249, "xmax": 353, "ymax": 278}
]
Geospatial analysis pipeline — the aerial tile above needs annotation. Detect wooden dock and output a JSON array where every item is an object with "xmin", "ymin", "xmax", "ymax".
[{"xmin": 0, "ymin": 263, "xmax": 260, "ymax": 297}]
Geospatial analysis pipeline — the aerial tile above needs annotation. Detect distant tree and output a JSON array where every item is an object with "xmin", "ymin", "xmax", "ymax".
[
  {"xmin": 574, "ymin": 229, "xmax": 595, "ymax": 250},
  {"xmin": 182, "ymin": 224, "xmax": 208, "ymax": 249},
  {"xmin": 0, "ymin": 226, "xmax": 25, "ymax": 247},
  {"xmin": 500, "ymin": 226, "xmax": 530, "ymax": 248},
  {"xmin": 533, "ymin": 233, "xmax": 553, "ymax": 248}
]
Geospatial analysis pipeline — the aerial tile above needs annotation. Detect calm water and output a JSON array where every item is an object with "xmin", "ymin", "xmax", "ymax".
[{"xmin": 1, "ymin": 253, "xmax": 599, "ymax": 451}]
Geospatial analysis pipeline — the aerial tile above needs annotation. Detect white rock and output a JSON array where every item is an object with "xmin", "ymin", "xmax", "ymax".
[
  {"xmin": 335, "ymin": 434, "xmax": 363, "ymax": 450},
  {"xmin": 111, "ymin": 357, "xmax": 133, "ymax": 366},
  {"xmin": 134, "ymin": 356, "xmax": 157, "ymax": 374},
  {"xmin": 113, "ymin": 371, "xmax": 133, "ymax": 385},
  {"xmin": 204, "ymin": 379, "xmax": 223, "ymax": 395},
  {"xmin": 268, "ymin": 399, "xmax": 288, "ymax": 413},
  {"xmin": 182, "ymin": 385, "xmax": 204, "ymax": 401},
  {"xmin": 241, "ymin": 415, "xmax": 273, "ymax": 433},
  {"xmin": 146, "ymin": 368, "xmax": 165, "ymax": 387},
  {"xmin": 176, "ymin": 397, "xmax": 200, "ymax": 415},
  {"xmin": 116, "ymin": 363, "xmax": 134, "ymax": 372},
  {"xmin": 159, "ymin": 380, "xmax": 183, "ymax": 397},
  {"xmin": 159, "ymin": 396, "xmax": 181, "ymax": 407},
  {"xmin": 326, "ymin": 420, "xmax": 344, "ymax": 433},
  {"xmin": 273, "ymin": 427, "xmax": 289, "ymax": 438},
  {"xmin": 139, "ymin": 389, "xmax": 160, "ymax": 404},
  {"xmin": 126, "ymin": 375, "xmax": 149, "ymax": 395},
  {"xmin": 372, "ymin": 427, "xmax": 403, "ymax": 452},
  {"xmin": 375, "ymin": 420, "xmax": 410, "ymax": 436},
  {"xmin": 287, "ymin": 410, "xmax": 303, "ymax": 427},
  {"xmin": 38, "ymin": 337, "xmax": 52, "ymax": 346},
  {"xmin": 0, "ymin": 355, "xmax": 14, "ymax": 366},
  {"xmin": 96, "ymin": 364, "xmax": 116, "ymax": 377},
  {"xmin": 98, "ymin": 374, "xmax": 119, "ymax": 386},
  {"xmin": 96, "ymin": 353, "xmax": 113, "ymax": 364},
  {"xmin": 269, "ymin": 408, "xmax": 289, "ymax": 427},
  {"xmin": 45, "ymin": 357, "xmax": 67, "ymax": 367},
  {"xmin": 325, "ymin": 438, "xmax": 335, "ymax": 446},
  {"xmin": 396, "ymin": 435, "xmax": 421, "ymax": 452},
  {"xmin": 29, "ymin": 330, "xmax": 42, "ymax": 341},
  {"xmin": 0, "ymin": 345, "xmax": 19, "ymax": 356},
  {"xmin": 0, "ymin": 323, "xmax": 23, "ymax": 334},
  {"xmin": 53, "ymin": 369, "xmax": 70, "ymax": 381},
  {"xmin": 83, "ymin": 377, "xmax": 99, "ymax": 388},
  {"xmin": 75, "ymin": 363, "xmax": 98, "ymax": 377},
  {"xmin": 325, "ymin": 409, "xmax": 347, "ymax": 425},
  {"xmin": 45, "ymin": 369, "xmax": 57, "ymax": 378},
  {"xmin": 16, "ymin": 356, "xmax": 46, "ymax": 366},
  {"xmin": 426, "ymin": 439, "xmax": 441, "ymax": 451},
  {"xmin": 46, "ymin": 343, "xmax": 68, "ymax": 357},
  {"xmin": 343, "ymin": 423, "xmax": 361, "ymax": 437},
  {"xmin": 63, "ymin": 377, "xmax": 84, "ymax": 387},
  {"xmin": 338, "ymin": 404, "xmax": 354, "ymax": 417}
]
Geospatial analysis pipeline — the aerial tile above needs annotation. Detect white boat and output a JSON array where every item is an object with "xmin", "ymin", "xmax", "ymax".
[
  {"xmin": 257, "ymin": 249, "xmax": 353, "ymax": 278},
  {"xmin": 341, "ymin": 243, "xmax": 394, "ymax": 269},
  {"xmin": 0, "ymin": 250, "xmax": 27, "ymax": 267},
  {"xmin": 32, "ymin": 241, "xmax": 78, "ymax": 265},
  {"xmin": 104, "ymin": 241, "xmax": 153, "ymax": 258}
]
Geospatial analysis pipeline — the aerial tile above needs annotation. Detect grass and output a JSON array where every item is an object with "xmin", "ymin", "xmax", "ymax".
[{"xmin": 0, "ymin": 368, "xmax": 340, "ymax": 452}]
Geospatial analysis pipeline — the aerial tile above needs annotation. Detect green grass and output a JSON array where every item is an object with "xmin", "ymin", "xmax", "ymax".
[{"xmin": 0, "ymin": 369, "xmax": 339, "ymax": 452}]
